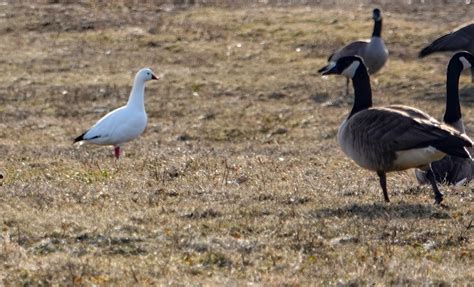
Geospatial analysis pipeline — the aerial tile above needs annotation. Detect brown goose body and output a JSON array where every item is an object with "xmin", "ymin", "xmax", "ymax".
[
  {"xmin": 322, "ymin": 56, "xmax": 472, "ymax": 204},
  {"xmin": 338, "ymin": 105, "xmax": 469, "ymax": 173}
]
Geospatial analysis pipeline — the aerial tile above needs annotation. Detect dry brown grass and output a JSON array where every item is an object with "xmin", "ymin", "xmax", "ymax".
[{"xmin": 0, "ymin": 1, "xmax": 473, "ymax": 285}]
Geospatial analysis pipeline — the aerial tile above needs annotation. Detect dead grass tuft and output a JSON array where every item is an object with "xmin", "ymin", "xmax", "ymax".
[{"xmin": 0, "ymin": 1, "xmax": 473, "ymax": 285}]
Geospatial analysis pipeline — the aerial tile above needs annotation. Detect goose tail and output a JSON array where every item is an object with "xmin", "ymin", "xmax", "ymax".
[
  {"xmin": 74, "ymin": 131, "xmax": 87, "ymax": 143},
  {"xmin": 434, "ymin": 134, "xmax": 472, "ymax": 159}
]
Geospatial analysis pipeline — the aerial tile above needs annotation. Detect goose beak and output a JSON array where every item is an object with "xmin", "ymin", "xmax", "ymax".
[
  {"xmin": 151, "ymin": 74, "xmax": 159, "ymax": 80},
  {"xmin": 320, "ymin": 62, "xmax": 338, "ymax": 76}
]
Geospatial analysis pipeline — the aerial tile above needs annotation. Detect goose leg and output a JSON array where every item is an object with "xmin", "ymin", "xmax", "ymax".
[
  {"xmin": 377, "ymin": 171, "xmax": 390, "ymax": 203},
  {"xmin": 425, "ymin": 168, "xmax": 443, "ymax": 204},
  {"xmin": 114, "ymin": 146, "xmax": 121, "ymax": 159}
]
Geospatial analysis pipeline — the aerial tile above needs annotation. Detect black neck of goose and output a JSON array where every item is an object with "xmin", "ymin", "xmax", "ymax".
[
  {"xmin": 372, "ymin": 19, "xmax": 382, "ymax": 37},
  {"xmin": 444, "ymin": 61, "xmax": 462, "ymax": 125},
  {"xmin": 349, "ymin": 66, "xmax": 373, "ymax": 118}
]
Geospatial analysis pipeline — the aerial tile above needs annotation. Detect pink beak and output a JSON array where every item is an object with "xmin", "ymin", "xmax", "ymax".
[{"xmin": 151, "ymin": 74, "xmax": 159, "ymax": 80}]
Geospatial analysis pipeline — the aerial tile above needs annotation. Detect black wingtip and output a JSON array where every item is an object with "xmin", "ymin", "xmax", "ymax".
[
  {"xmin": 436, "ymin": 136, "xmax": 473, "ymax": 159},
  {"xmin": 74, "ymin": 132, "xmax": 86, "ymax": 143},
  {"xmin": 451, "ymin": 147, "xmax": 472, "ymax": 159}
]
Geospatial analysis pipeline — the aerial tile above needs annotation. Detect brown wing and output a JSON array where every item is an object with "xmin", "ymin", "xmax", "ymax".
[
  {"xmin": 386, "ymin": 105, "xmax": 435, "ymax": 121},
  {"xmin": 349, "ymin": 107, "xmax": 472, "ymax": 157},
  {"xmin": 419, "ymin": 23, "xmax": 474, "ymax": 57},
  {"xmin": 329, "ymin": 40, "xmax": 369, "ymax": 61}
]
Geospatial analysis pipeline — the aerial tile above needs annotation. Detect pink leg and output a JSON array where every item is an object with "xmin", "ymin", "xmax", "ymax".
[{"xmin": 114, "ymin": 146, "xmax": 121, "ymax": 159}]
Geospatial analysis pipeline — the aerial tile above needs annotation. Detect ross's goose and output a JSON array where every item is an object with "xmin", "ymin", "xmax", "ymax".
[{"xmin": 74, "ymin": 68, "xmax": 158, "ymax": 159}]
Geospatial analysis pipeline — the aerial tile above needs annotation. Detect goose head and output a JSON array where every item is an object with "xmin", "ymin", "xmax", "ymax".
[
  {"xmin": 321, "ymin": 56, "xmax": 367, "ymax": 79},
  {"xmin": 372, "ymin": 8, "xmax": 382, "ymax": 22},
  {"xmin": 450, "ymin": 51, "xmax": 474, "ymax": 71},
  {"xmin": 135, "ymin": 68, "xmax": 159, "ymax": 82}
]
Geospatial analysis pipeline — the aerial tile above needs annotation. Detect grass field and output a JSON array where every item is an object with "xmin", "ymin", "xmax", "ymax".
[{"xmin": 0, "ymin": 1, "xmax": 473, "ymax": 285}]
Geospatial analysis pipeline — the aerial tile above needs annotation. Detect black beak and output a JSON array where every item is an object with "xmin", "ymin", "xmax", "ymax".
[
  {"xmin": 151, "ymin": 74, "xmax": 159, "ymax": 80},
  {"xmin": 319, "ymin": 64, "xmax": 338, "ymax": 76}
]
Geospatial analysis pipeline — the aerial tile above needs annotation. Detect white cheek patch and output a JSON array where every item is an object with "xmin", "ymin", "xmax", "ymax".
[
  {"xmin": 460, "ymin": 56, "xmax": 471, "ymax": 69},
  {"xmin": 341, "ymin": 61, "xmax": 360, "ymax": 78}
]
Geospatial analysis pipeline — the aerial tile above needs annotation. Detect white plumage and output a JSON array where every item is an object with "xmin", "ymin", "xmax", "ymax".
[{"xmin": 74, "ymin": 68, "xmax": 158, "ymax": 158}]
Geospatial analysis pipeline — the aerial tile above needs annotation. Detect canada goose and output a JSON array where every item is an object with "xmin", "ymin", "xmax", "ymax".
[
  {"xmin": 319, "ymin": 8, "xmax": 388, "ymax": 95},
  {"xmin": 419, "ymin": 22, "xmax": 474, "ymax": 82},
  {"xmin": 74, "ymin": 68, "xmax": 159, "ymax": 159},
  {"xmin": 320, "ymin": 56, "xmax": 472, "ymax": 204},
  {"xmin": 415, "ymin": 52, "xmax": 474, "ymax": 185}
]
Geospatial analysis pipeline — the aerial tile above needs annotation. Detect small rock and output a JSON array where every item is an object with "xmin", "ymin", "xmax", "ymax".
[
  {"xmin": 177, "ymin": 134, "xmax": 192, "ymax": 141},
  {"xmin": 329, "ymin": 235, "xmax": 358, "ymax": 246},
  {"xmin": 272, "ymin": 127, "xmax": 288, "ymax": 135},
  {"xmin": 198, "ymin": 112, "xmax": 215, "ymax": 120},
  {"xmin": 146, "ymin": 41, "xmax": 161, "ymax": 47},
  {"xmin": 268, "ymin": 92, "xmax": 287, "ymax": 99},
  {"xmin": 423, "ymin": 240, "xmax": 437, "ymax": 251},
  {"xmin": 235, "ymin": 175, "xmax": 248, "ymax": 184},
  {"xmin": 166, "ymin": 167, "xmax": 179, "ymax": 178},
  {"xmin": 268, "ymin": 127, "xmax": 288, "ymax": 137}
]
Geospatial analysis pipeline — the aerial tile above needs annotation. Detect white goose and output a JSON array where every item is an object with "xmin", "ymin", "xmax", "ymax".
[
  {"xmin": 321, "ymin": 56, "xmax": 472, "ymax": 204},
  {"xmin": 74, "ymin": 68, "xmax": 159, "ymax": 159}
]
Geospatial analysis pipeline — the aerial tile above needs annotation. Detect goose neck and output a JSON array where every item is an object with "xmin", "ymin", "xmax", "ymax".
[
  {"xmin": 444, "ymin": 60, "xmax": 463, "ymax": 130},
  {"xmin": 127, "ymin": 78, "xmax": 146, "ymax": 110},
  {"xmin": 372, "ymin": 19, "xmax": 382, "ymax": 38},
  {"xmin": 349, "ymin": 67, "xmax": 373, "ymax": 118}
]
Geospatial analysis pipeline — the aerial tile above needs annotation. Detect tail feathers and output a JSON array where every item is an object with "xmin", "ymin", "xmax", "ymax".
[
  {"xmin": 433, "ymin": 135, "xmax": 472, "ymax": 159},
  {"xmin": 74, "ymin": 131, "xmax": 87, "ymax": 143},
  {"xmin": 439, "ymin": 146, "xmax": 470, "ymax": 159}
]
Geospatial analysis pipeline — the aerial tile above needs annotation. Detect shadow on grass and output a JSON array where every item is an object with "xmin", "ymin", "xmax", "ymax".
[{"xmin": 311, "ymin": 202, "xmax": 450, "ymax": 220}]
